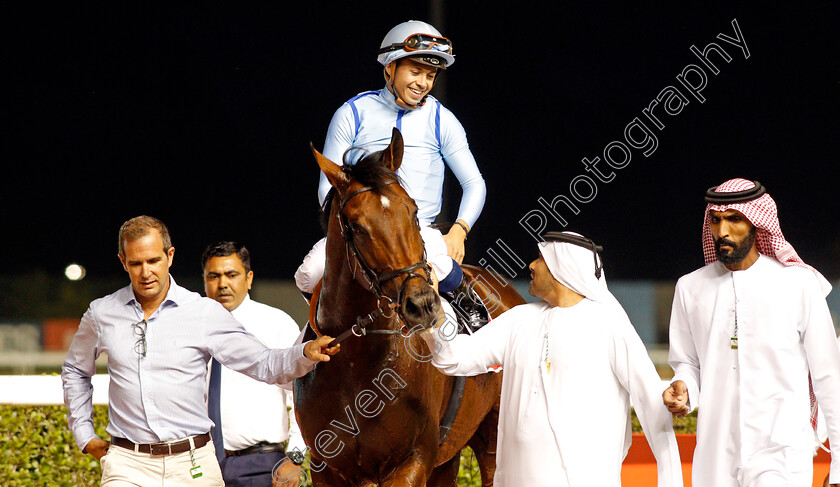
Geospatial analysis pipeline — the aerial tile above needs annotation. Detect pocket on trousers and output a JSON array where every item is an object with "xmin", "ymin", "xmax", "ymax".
[{"xmin": 98, "ymin": 449, "xmax": 111, "ymax": 478}]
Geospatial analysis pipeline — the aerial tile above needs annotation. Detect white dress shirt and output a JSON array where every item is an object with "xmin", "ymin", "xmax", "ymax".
[{"xmin": 218, "ymin": 294, "xmax": 306, "ymax": 452}]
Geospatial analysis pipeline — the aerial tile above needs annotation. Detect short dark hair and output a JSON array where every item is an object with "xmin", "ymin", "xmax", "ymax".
[{"xmin": 201, "ymin": 241, "xmax": 251, "ymax": 273}]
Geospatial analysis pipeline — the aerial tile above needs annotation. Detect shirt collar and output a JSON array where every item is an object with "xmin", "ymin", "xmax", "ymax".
[
  {"xmin": 230, "ymin": 293, "xmax": 252, "ymax": 317},
  {"xmin": 379, "ymin": 86, "xmax": 433, "ymax": 111},
  {"xmin": 380, "ymin": 87, "xmax": 402, "ymax": 110},
  {"xmin": 121, "ymin": 274, "xmax": 183, "ymax": 309}
]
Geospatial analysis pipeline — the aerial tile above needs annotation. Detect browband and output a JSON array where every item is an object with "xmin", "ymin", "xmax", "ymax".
[
  {"xmin": 542, "ymin": 231, "xmax": 604, "ymax": 279},
  {"xmin": 705, "ymin": 180, "xmax": 766, "ymax": 204}
]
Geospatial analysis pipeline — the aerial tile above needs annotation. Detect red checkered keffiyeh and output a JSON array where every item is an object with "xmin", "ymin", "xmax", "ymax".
[
  {"xmin": 702, "ymin": 178, "xmax": 831, "ymax": 435},
  {"xmin": 702, "ymin": 179, "xmax": 831, "ymax": 293}
]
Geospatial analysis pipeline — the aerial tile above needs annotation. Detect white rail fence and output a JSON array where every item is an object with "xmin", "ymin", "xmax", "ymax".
[{"xmin": 0, "ymin": 374, "xmax": 109, "ymax": 405}]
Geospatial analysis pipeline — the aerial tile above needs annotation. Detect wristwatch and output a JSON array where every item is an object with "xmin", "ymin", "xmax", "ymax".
[{"xmin": 287, "ymin": 449, "xmax": 305, "ymax": 466}]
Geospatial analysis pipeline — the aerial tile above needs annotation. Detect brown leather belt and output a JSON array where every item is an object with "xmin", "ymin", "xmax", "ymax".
[
  {"xmin": 225, "ymin": 441, "xmax": 285, "ymax": 457},
  {"xmin": 111, "ymin": 433, "xmax": 211, "ymax": 456}
]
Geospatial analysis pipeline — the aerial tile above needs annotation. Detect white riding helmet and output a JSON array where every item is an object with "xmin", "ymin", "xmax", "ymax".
[{"xmin": 377, "ymin": 20, "xmax": 455, "ymax": 69}]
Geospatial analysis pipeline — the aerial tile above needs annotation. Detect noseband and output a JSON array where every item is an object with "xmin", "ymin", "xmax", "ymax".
[{"xmin": 327, "ymin": 181, "xmax": 432, "ymax": 347}]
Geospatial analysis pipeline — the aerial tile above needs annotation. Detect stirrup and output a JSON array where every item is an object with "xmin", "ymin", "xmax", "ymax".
[{"xmin": 442, "ymin": 278, "xmax": 489, "ymax": 333}]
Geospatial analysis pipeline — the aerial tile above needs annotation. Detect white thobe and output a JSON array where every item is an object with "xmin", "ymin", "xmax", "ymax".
[
  {"xmin": 424, "ymin": 300, "xmax": 682, "ymax": 486},
  {"xmin": 216, "ymin": 295, "xmax": 306, "ymax": 452},
  {"xmin": 669, "ymin": 255, "xmax": 840, "ymax": 486}
]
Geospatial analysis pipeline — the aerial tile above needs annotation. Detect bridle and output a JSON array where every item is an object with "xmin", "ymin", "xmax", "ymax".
[{"xmin": 325, "ymin": 181, "xmax": 432, "ymax": 347}]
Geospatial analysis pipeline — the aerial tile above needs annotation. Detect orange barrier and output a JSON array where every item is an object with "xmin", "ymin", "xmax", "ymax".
[
  {"xmin": 621, "ymin": 433, "xmax": 831, "ymax": 486},
  {"xmin": 42, "ymin": 318, "xmax": 80, "ymax": 351}
]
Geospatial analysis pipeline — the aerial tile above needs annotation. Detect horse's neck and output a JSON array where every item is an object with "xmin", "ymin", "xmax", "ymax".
[{"xmin": 316, "ymin": 235, "xmax": 378, "ymax": 336}]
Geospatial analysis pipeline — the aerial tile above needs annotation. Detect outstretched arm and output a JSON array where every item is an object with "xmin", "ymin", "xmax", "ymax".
[
  {"xmin": 420, "ymin": 300, "xmax": 512, "ymax": 376},
  {"xmin": 206, "ymin": 306, "xmax": 338, "ymax": 385}
]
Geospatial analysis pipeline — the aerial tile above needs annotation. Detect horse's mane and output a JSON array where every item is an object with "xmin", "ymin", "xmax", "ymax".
[{"xmin": 319, "ymin": 147, "xmax": 402, "ymax": 233}]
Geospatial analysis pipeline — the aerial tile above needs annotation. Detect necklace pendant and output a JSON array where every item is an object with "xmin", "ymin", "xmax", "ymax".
[
  {"xmin": 546, "ymin": 361, "xmax": 551, "ymax": 374},
  {"xmin": 730, "ymin": 336, "xmax": 738, "ymax": 349}
]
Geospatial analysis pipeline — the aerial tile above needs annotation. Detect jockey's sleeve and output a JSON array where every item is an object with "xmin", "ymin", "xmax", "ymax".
[
  {"xmin": 318, "ymin": 103, "xmax": 357, "ymax": 205},
  {"xmin": 446, "ymin": 147, "xmax": 486, "ymax": 229},
  {"xmin": 439, "ymin": 105, "xmax": 486, "ymax": 229}
]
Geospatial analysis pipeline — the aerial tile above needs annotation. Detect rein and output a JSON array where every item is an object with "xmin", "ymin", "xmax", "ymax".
[{"xmin": 321, "ymin": 181, "xmax": 432, "ymax": 348}]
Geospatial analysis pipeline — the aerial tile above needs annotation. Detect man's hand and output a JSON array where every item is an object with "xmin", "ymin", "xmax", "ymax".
[
  {"xmin": 304, "ymin": 335, "xmax": 340, "ymax": 362},
  {"xmin": 662, "ymin": 380, "xmax": 691, "ymax": 417},
  {"xmin": 272, "ymin": 457, "xmax": 304, "ymax": 487},
  {"xmin": 83, "ymin": 438, "xmax": 110, "ymax": 460},
  {"xmin": 442, "ymin": 222, "xmax": 468, "ymax": 264}
]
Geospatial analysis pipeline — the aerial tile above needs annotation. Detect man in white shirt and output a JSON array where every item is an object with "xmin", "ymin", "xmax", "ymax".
[
  {"xmin": 422, "ymin": 231, "xmax": 682, "ymax": 486},
  {"xmin": 202, "ymin": 241, "xmax": 307, "ymax": 486},
  {"xmin": 663, "ymin": 179, "xmax": 840, "ymax": 486}
]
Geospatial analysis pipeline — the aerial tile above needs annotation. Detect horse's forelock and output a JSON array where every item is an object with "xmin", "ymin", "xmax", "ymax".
[
  {"xmin": 343, "ymin": 148, "xmax": 400, "ymax": 189},
  {"xmin": 319, "ymin": 146, "xmax": 404, "ymax": 235}
]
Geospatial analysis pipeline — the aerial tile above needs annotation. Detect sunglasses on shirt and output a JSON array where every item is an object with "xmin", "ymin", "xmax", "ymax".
[{"xmin": 132, "ymin": 319, "xmax": 147, "ymax": 357}]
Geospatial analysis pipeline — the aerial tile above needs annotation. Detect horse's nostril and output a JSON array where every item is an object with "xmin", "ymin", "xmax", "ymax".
[
  {"xmin": 404, "ymin": 299, "xmax": 419, "ymax": 316},
  {"xmin": 401, "ymin": 286, "xmax": 441, "ymax": 325}
]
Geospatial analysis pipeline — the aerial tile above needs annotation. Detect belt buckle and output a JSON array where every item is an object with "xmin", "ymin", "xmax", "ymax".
[{"xmin": 150, "ymin": 441, "xmax": 173, "ymax": 456}]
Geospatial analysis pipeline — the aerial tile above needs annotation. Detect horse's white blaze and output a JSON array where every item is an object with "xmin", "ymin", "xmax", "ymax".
[{"xmin": 381, "ymin": 195, "xmax": 390, "ymax": 208}]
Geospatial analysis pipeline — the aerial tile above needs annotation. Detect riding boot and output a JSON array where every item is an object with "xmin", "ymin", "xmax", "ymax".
[{"xmin": 442, "ymin": 277, "xmax": 489, "ymax": 332}]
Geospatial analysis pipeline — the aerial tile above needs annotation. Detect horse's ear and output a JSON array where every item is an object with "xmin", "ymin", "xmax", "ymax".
[
  {"xmin": 382, "ymin": 127, "xmax": 404, "ymax": 172},
  {"xmin": 311, "ymin": 142, "xmax": 349, "ymax": 191}
]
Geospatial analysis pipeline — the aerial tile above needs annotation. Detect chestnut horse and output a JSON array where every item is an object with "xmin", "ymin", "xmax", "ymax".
[{"xmin": 294, "ymin": 128, "xmax": 525, "ymax": 486}]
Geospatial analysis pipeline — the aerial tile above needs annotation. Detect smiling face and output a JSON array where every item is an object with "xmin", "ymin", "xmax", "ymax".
[
  {"xmin": 119, "ymin": 229, "xmax": 174, "ymax": 309},
  {"xmin": 203, "ymin": 254, "xmax": 253, "ymax": 311},
  {"xmin": 385, "ymin": 58, "xmax": 438, "ymax": 108}
]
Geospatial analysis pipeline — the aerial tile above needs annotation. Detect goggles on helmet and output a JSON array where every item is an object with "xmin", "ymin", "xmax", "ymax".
[{"xmin": 378, "ymin": 33, "xmax": 453, "ymax": 56}]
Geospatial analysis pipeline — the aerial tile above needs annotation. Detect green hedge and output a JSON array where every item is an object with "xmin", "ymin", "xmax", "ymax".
[
  {"xmin": 1, "ymin": 405, "xmax": 108, "ymax": 486},
  {"xmin": 0, "ymin": 405, "xmax": 696, "ymax": 486}
]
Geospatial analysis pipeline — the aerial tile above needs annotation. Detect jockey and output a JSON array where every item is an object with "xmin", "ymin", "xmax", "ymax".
[{"xmin": 296, "ymin": 20, "xmax": 487, "ymax": 326}]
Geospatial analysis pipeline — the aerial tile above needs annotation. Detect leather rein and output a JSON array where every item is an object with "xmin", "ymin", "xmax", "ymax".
[{"xmin": 322, "ymin": 181, "xmax": 432, "ymax": 348}]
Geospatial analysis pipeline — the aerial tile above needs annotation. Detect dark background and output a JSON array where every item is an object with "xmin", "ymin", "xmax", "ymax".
[{"xmin": 6, "ymin": 2, "xmax": 839, "ymax": 284}]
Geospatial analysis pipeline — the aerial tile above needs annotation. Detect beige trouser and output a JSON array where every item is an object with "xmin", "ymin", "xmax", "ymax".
[{"xmin": 100, "ymin": 438, "xmax": 224, "ymax": 486}]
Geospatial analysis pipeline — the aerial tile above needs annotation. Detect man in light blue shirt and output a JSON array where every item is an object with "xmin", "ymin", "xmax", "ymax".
[{"xmin": 61, "ymin": 215, "xmax": 339, "ymax": 486}]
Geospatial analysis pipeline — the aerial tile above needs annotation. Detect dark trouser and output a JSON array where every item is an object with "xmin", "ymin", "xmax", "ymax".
[{"xmin": 220, "ymin": 450, "xmax": 288, "ymax": 487}]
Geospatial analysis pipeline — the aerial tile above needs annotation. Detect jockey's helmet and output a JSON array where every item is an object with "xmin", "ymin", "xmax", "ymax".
[{"xmin": 377, "ymin": 20, "xmax": 454, "ymax": 69}]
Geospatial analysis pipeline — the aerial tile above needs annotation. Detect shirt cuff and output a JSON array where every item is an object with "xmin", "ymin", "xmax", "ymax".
[
  {"xmin": 296, "ymin": 342, "xmax": 318, "ymax": 367},
  {"xmin": 76, "ymin": 431, "xmax": 100, "ymax": 452},
  {"xmin": 286, "ymin": 435, "xmax": 308, "ymax": 454}
]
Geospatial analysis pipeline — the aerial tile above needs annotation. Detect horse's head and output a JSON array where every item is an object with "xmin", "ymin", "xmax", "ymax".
[{"xmin": 312, "ymin": 128, "xmax": 441, "ymax": 328}]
